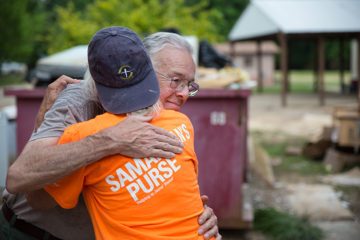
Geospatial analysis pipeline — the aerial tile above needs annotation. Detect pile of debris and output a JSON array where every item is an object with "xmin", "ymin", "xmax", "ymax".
[
  {"xmin": 197, "ymin": 66, "xmax": 254, "ymax": 89},
  {"xmin": 302, "ymin": 106, "xmax": 360, "ymax": 172},
  {"xmin": 197, "ymin": 39, "xmax": 255, "ymax": 90}
]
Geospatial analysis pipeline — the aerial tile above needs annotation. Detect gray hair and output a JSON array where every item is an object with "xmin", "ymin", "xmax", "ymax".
[
  {"xmin": 143, "ymin": 32, "xmax": 193, "ymax": 68},
  {"xmin": 127, "ymin": 100, "xmax": 162, "ymax": 118},
  {"xmin": 82, "ymin": 68, "xmax": 100, "ymax": 103}
]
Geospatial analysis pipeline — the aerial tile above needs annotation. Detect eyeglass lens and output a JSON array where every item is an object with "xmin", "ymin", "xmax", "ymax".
[{"xmin": 170, "ymin": 79, "xmax": 199, "ymax": 95}]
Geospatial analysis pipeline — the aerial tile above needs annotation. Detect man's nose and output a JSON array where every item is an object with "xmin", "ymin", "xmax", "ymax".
[{"xmin": 175, "ymin": 84, "xmax": 189, "ymax": 101}]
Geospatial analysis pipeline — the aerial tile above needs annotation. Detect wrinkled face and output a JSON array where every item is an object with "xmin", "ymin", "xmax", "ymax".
[{"xmin": 153, "ymin": 47, "xmax": 196, "ymax": 111}]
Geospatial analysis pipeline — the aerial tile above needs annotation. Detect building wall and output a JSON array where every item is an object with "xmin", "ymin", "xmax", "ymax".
[
  {"xmin": 215, "ymin": 41, "xmax": 278, "ymax": 87},
  {"xmin": 232, "ymin": 54, "xmax": 275, "ymax": 86}
]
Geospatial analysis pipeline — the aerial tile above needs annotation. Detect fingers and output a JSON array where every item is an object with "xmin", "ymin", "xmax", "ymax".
[
  {"xmin": 204, "ymin": 226, "xmax": 220, "ymax": 240},
  {"xmin": 198, "ymin": 204, "xmax": 212, "ymax": 225},
  {"xmin": 215, "ymin": 233, "xmax": 222, "ymax": 240},
  {"xmin": 49, "ymin": 75, "xmax": 79, "ymax": 88},
  {"xmin": 140, "ymin": 123, "xmax": 184, "ymax": 149},
  {"xmin": 201, "ymin": 195, "xmax": 209, "ymax": 206},
  {"xmin": 46, "ymin": 75, "xmax": 80, "ymax": 97},
  {"xmin": 57, "ymin": 75, "xmax": 81, "ymax": 85},
  {"xmin": 62, "ymin": 76, "xmax": 81, "ymax": 84},
  {"xmin": 124, "ymin": 117, "xmax": 183, "ymax": 150},
  {"xmin": 108, "ymin": 118, "xmax": 184, "ymax": 158},
  {"xmin": 145, "ymin": 149, "xmax": 176, "ymax": 159},
  {"xmin": 198, "ymin": 205, "xmax": 219, "ymax": 239},
  {"xmin": 199, "ymin": 218, "xmax": 219, "ymax": 240},
  {"xmin": 135, "ymin": 139, "xmax": 183, "ymax": 158},
  {"xmin": 125, "ymin": 115, "xmax": 183, "ymax": 145},
  {"xmin": 151, "ymin": 127, "xmax": 185, "ymax": 152},
  {"xmin": 151, "ymin": 124, "xmax": 180, "ymax": 140},
  {"xmin": 40, "ymin": 75, "xmax": 82, "ymax": 116}
]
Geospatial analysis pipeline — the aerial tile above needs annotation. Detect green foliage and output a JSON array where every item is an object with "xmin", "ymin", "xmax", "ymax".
[
  {"xmin": 0, "ymin": 0, "xmax": 60, "ymax": 66},
  {"xmin": 1, "ymin": 0, "xmax": 247, "ymax": 66},
  {"xmin": 46, "ymin": 2, "xmax": 99, "ymax": 54},
  {"xmin": 0, "ymin": 0, "xmax": 351, "ymax": 72},
  {"xmin": 0, "ymin": 0, "xmax": 35, "ymax": 62},
  {"xmin": 325, "ymin": 39, "xmax": 351, "ymax": 70},
  {"xmin": 288, "ymin": 40, "xmax": 351, "ymax": 70},
  {"xmin": 275, "ymin": 154, "xmax": 328, "ymax": 176},
  {"xmin": 46, "ymin": 0, "xmax": 225, "ymax": 53},
  {"xmin": 254, "ymin": 208, "xmax": 323, "ymax": 240},
  {"xmin": 289, "ymin": 41, "xmax": 316, "ymax": 70},
  {"xmin": 0, "ymin": 74, "xmax": 26, "ymax": 86},
  {"xmin": 252, "ymin": 70, "xmax": 351, "ymax": 94},
  {"xmin": 251, "ymin": 130, "xmax": 328, "ymax": 176},
  {"xmin": 185, "ymin": 0, "xmax": 249, "ymax": 38}
]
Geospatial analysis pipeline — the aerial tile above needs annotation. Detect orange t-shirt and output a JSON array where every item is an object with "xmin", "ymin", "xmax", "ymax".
[{"xmin": 44, "ymin": 110, "xmax": 206, "ymax": 240}]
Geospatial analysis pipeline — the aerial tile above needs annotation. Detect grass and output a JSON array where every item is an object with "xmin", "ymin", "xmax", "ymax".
[
  {"xmin": 253, "ymin": 70, "xmax": 351, "ymax": 94},
  {"xmin": 275, "ymin": 155, "xmax": 328, "ymax": 176},
  {"xmin": 254, "ymin": 208, "xmax": 323, "ymax": 240},
  {"xmin": 0, "ymin": 74, "xmax": 26, "ymax": 86},
  {"xmin": 334, "ymin": 185, "xmax": 359, "ymax": 197},
  {"xmin": 251, "ymin": 130, "xmax": 329, "ymax": 176},
  {"xmin": 250, "ymin": 131, "xmax": 327, "ymax": 240}
]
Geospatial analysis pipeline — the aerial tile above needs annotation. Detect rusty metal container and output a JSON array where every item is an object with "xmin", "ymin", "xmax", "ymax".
[
  {"xmin": 5, "ymin": 89, "xmax": 45, "ymax": 155},
  {"xmin": 181, "ymin": 89, "xmax": 251, "ymax": 228}
]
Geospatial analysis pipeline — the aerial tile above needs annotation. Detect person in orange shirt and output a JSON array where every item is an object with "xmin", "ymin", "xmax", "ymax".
[{"xmin": 26, "ymin": 26, "xmax": 214, "ymax": 240}]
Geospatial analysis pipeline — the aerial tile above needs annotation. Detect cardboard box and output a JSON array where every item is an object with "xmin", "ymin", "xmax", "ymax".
[
  {"xmin": 338, "ymin": 115, "xmax": 360, "ymax": 147},
  {"xmin": 332, "ymin": 107, "xmax": 360, "ymax": 147},
  {"xmin": 332, "ymin": 106, "xmax": 359, "ymax": 125}
]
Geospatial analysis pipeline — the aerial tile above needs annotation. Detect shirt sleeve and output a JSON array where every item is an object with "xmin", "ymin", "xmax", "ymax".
[
  {"xmin": 43, "ymin": 124, "xmax": 86, "ymax": 209},
  {"xmin": 30, "ymin": 85, "xmax": 84, "ymax": 141},
  {"xmin": 30, "ymin": 82, "xmax": 104, "ymax": 141},
  {"xmin": 44, "ymin": 168, "xmax": 86, "ymax": 209}
]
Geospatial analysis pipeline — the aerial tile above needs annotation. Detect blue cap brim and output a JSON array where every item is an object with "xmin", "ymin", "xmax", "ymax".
[{"xmin": 95, "ymin": 69, "xmax": 160, "ymax": 114}]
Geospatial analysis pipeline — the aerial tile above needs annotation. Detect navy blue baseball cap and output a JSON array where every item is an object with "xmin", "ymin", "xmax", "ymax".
[{"xmin": 88, "ymin": 26, "xmax": 160, "ymax": 114}]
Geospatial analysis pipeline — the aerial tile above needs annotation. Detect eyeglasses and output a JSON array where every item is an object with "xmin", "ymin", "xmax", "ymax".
[{"xmin": 156, "ymin": 71, "xmax": 199, "ymax": 96}]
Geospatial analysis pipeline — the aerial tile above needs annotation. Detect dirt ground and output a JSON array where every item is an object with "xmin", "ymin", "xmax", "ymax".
[
  {"xmin": 249, "ymin": 92, "xmax": 357, "ymax": 138},
  {"xmin": 226, "ymin": 91, "xmax": 360, "ymax": 240}
]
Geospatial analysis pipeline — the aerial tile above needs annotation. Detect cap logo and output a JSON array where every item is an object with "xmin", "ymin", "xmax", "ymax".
[{"xmin": 118, "ymin": 65, "xmax": 133, "ymax": 80}]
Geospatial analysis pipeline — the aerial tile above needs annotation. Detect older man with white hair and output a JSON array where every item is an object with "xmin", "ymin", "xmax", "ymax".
[{"xmin": 3, "ymin": 29, "xmax": 221, "ymax": 240}]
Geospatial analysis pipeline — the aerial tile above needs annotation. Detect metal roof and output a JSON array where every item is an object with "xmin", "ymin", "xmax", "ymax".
[{"xmin": 229, "ymin": 0, "xmax": 360, "ymax": 41}]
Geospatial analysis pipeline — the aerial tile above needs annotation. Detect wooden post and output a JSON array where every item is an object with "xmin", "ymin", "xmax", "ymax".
[
  {"xmin": 339, "ymin": 39, "xmax": 345, "ymax": 93},
  {"xmin": 278, "ymin": 32, "xmax": 288, "ymax": 107},
  {"xmin": 257, "ymin": 40, "xmax": 263, "ymax": 92},
  {"xmin": 287, "ymin": 40, "xmax": 291, "ymax": 92},
  {"xmin": 313, "ymin": 39, "xmax": 318, "ymax": 92},
  {"xmin": 229, "ymin": 41, "xmax": 236, "ymax": 62},
  {"xmin": 357, "ymin": 36, "xmax": 360, "ymax": 111},
  {"xmin": 317, "ymin": 36, "xmax": 325, "ymax": 106}
]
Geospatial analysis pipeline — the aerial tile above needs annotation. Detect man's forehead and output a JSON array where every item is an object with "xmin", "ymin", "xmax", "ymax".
[
  {"xmin": 156, "ymin": 47, "xmax": 195, "ymax": 78},
  {"xmin": 170, "ymin": 71, "xmax": 195, "ymax": 82}
]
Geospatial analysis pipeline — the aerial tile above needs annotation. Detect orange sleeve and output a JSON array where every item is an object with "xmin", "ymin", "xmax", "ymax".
[
  {"xmin": 43, "ymin": 124, "xmax": 87, "ymax": 209},
  {"xmin": 44, "ymin": 168, "xmax": 86, "ymax": 209}
]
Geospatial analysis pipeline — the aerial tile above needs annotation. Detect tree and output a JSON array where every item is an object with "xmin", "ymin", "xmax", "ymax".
[
  {"xmin": 0, "ymin": 0, "xmax": 37, "ymax": 63},
  {"xmin": 0, "ymin": 0, "xmax": 250, "ymax": 66},
  {"xmin": 0, "ymin": 0, "xmax": 94, "ymax": 66},
  {"xmin": 186, "ymin": 0, "xmax": 249, "ymax": 39},
  {"xmin": 45, "ymin": 0, "xmax": 224, "ymax": 54}
]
